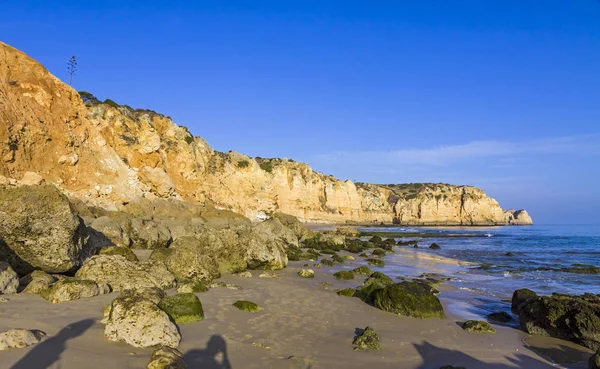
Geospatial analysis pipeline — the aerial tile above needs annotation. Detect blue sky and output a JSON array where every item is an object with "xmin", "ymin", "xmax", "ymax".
[{"xmin": 2, "ymin": 0, "xmax": 600, "ymax": 224}]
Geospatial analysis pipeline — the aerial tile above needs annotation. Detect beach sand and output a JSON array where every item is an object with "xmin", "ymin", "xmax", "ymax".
[{"xmin": 0, "ymin": 254, "xmax": 592, "ymax": 369}]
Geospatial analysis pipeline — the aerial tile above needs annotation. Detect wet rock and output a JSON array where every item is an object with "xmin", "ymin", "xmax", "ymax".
[
  {"xmin": 337, "ymin": 288, "xmax": 355, "ymax": 297},
  {"xmin": 158, "ymin": 293, "xmax": 204, "ymax": 324},
  {"xmin": 371, "ymin": 282, "xmax": 445, "ymax": 318},
  {"xmin": 321, "ymin": 259, "xmax": 335, "ymax": 267},
  {"xmin": 335, "ymin": 226, "xmax": 359, "ymax": 237},
  {"xmin": 298, "ymin": 269, "xmax": 315, "ymax": 278},
  {"xmin": 353, "ymin": 326, "xmax": 381, "ymax": 351},
  {"xmin": 105, "ymin": 294, "xmax": 181, "ymax": 348},
  {"xmin": 333, "ymin": 270, "xmax": 354, "ymax": 281},
  {"xmin": 487, "ymin": 311, "xmax": 514, "ymax": 323},
  {"xmin": 462, "ymin": 320, "xmax": 496, "ymax": 334},
  {"xmin": 146, "ymin": 347, "xmax": 187, "ymax": 369},
  {"xmin": 232, "ymin": 300, "xmax": 262, "ymax": 313},
  {"xmin": 366, "ymin": 258, "xmax": 385, "ymax": 267},
  {"xmin": 40, "ymin": 279, "xmax": 102, "ymax": 303},
  {"xmin": 429, "ymin": 243, "xmax": 441, "ymax": 250},
  {"xmin": 371, "ymin": 248, "xmax": 386, "ymax": 257},
  {"xmin": 352, "ymin": 266, "xmax": 373, "ymax": 275},
  {"xmin": 0, "ymin": 262, "xmax": 18, "ymax": 294},
  {"xmin": 0, "ymin": 329, "xmax": 46, "ymax": 350},
  {"xmin": 0, "ymin": 185, "xmax": 91, "ymax": 274},
  {"xmin": 209, "ymin": 281, "xmax": 243, "ymax": 290},
  {"xmin": 590, "ymin": 350, "xmax": 600, "ymax": 369},
  {"xmin": 511, "ymin": 288, "xmax": 539, "ymax": 313},
  {"xmin": 355, "ymin": 272, "xmax": 395, "ymax": 302}
]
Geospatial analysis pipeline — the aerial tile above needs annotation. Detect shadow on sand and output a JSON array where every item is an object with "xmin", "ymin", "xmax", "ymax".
[
  {"xmin": 10, "ymin": 319, "xmax": 95, "ymax": 369},
  {"xmin": 184, "ymin": 335, "xmax": 232, "ymax": 369},
  {"xmin": 413, "ymin": 341, "xmax": 556, "ymax": 369}
]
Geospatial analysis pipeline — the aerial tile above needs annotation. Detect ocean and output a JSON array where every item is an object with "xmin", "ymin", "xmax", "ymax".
[{"xmin": 358, "ymin": 224, "xmax": 600, "ymax": 321}]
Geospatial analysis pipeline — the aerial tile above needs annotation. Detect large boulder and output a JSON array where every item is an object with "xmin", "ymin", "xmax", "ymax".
[
  {"xmin": 0, "ymin": 262, "xmax": 18, "ymax": 294},
  {"xmin": 76, "ymin": 255, "xmax": 175, "ymax": 291},
  {"xmin": 129, "ymin": 218, "xmax": 172, "ymax": 250},
  {"xmin": 270, "ymin": 212, "xmax": 314, "ymax": 240},
  {"xmin": 104, "ymin": 293, "xmax": 181, "ymax": 348},
  {"xmin": 98, "ymin": 246, "xmax": 138, "ymax": 262},
  {"xmin": 370, "ymin": 281, "xmax": 445, "ymax": 319},
  {"xmin": 40, "ymin": 279, "xmax": 104, "ymax": 303},
  {"xmin": 0, "ymin": 185, "xmax": 91, "ymax": 274},
  {"xmin": 165, "ymin": 236, "xmax": 221, "ymax": 283},
  {"xmin": 0, "ymin": 329, "xmax": 46, "ymax": 350},
  {"xmin": 157, "ymin": 293, "xmax": 204, "ymax": 324},
  {"xmin": 254, "ymin": 218, "xmax": 299, "ymax": 248},
  {"xmin": 242, "ymin": 226, "xmax": 288, "ymax": 270},
  {"xmin": 21, "ymin": 270, "xmax": 56, "ymax": 294},
  {"xmin": 89, "ymin": 216, "xmax": 131, "ymax": 248},
  {"xmin": 512, "ymin": 290, "xmax": 600, "ymax": 350}
]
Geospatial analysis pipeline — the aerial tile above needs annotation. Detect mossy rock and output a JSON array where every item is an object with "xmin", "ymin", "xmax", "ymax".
[
  {"xmin": 177, "ymin": 281, "xmax": 209, "ymax": 293},
  {"xmin": 383, "ymin": 238, "xmax": 396, "ymax": 245},
  {"xmin": 298, "ymin": 269, "xmax": 315, "ymax": 278},
  {"xmin": 336, "ymin": 288, "xmax": 355, "ymax": 297},
  {"xmin": 149, "ymin": 248, "xmax": 174, "ymax": 263},
  {"xmin": 98, "ymin": 246, "xmax": 138, "ymax": 262},
  {"xmin": 429, "ymin": 243, "xmax": 441, "ymax": 250},
  {"xmin": 313, "ymin": 263, "xmax": 322, "ymax": 268},
  {"xmin": 462, "ymin": 320, "xmax": 496, "ymax": 334},
  {"xmin": 321, "ymin": 259, "xmax": 335, "ymax": 267},
  {"xmin": 352, "ymin": 266, "xmax": 373, "ymax": 275},
  {"xmin": 359, "ymin": 253, "xmax": 368, "ymax": 258},
  {"xmin": 487, "ymin": 311, "xmax": 514, "ymax": 323},
  {"xmin": 353, "ymin": 326, "xmax": 381, "ymax": 351},
  {"xmin": 369, "ymin": 236, "xmax": 382, "ymax": 244},
  {"xmin": 371, "ymin": 249, "xmax": 386, "ymax": 257},
  {"xmin": 367, "ymin": 258, "xmax": 385, "ymax": 267},
  {"xmin": 331, "ymin": 254, "xmax": 345, "ymax": 264},
  {"xmin": 371, "ymin": 282, "xmax": 445, "ymax": 318},
  {"xmin": 346, "ymin": 239, "xmax": 367, "ymax": 254},
  {"xmin": 355, "ymin": 272, "xmax": 395, "ymax": 302},
  {"xmin": 158, "ymin": 293, "xmax": 204, "ymax": 324},
  {"xmin": 320, "ymin": 249, "xmax": 336, "ymax": 255},
  {"xmin": 333, "ymin": 270, "xmax": 354, "ymax": 281},
  {"xmin": 413, "ymin": 245, "xmax": 419, "ymax": 248},
  {"xmin": 232, "ymin": 300, "xmax": 262, "ymax": 313},
  {"xmin": 511, "ymin": 288, "xmax": 538, "ymax": 313}
]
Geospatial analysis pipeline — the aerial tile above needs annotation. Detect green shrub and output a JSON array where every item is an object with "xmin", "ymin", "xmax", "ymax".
[
  {"xmin": 103, "ymin": 98, "xmax": 119, "ymax": 108},
  {"xmin": 237, "ymin": 160, "xmax": 250, "ymax": 168},
  {"xmin": 259, "ymin": 162, "xmax": 273, "ymax": 173},
  {"xmin": 185, "ymin": 135, "xmax": 194, "ymax": 144}
]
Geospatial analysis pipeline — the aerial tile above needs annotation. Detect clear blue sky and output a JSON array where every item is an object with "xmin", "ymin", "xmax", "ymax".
[{"xmin": 3, "ymin": 1, "xmax": 600, "ymax": 224}]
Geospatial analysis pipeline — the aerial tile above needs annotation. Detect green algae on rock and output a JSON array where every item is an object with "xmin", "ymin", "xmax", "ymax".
[
  {"xmin": 98, "ymin": 246, "xmax": 138, "ymax": 262},
  {"xmin": 371, "ymin": 249, "xmax": 386, "ymax": 257},
  {"xmin": 298, "ymin": 269, "xmax": 315, "ymax": 278},
  {"xmin": 429, "ymin": 243, "xmax": 441, "ymax": 250},
  {"xmin": 355, "ymin": 272, "xmax": 395, "ymax": 302},
  {"xmin": 158, "ymin": 293, "xmax": 204, "ymax": 324},
  {"xmin": 321, "ymin": 259, "xmax": 336, "ymax": 267},
  {"xmin": 176, "ymin": 281, "xmax": 209, "ymax": 293},
  {"xmin": 331, "ymin": 254, "xmax": 346, "ymax": 264},
  {"xmin": 352, "ymin": 326, "xmax": 382, "ymax": 351},
  {"xmin": 336, "ymin": 288, "xmax": 355, "ymax": 297},
  {"xmin": 462, "ymin": 320, "xmax": 496, "ymax": 334},
  {"xmin": 371, "ymin": 282, "xmax": 445, "ymax": 319},
  {"xmin": 352, "ymin": 266, "xmax": 373, "ymax": 275},
  {"xmin": 40, "ymin": 279, "xmax": 103, "ymax": 303},
  {"xmin": 366, "ymin": 258, "xmax": 385, "ymax": 267},
  {"xmin": 333, "ymin": 270, "xmax": 354, "ymax": 280},
  {"xmin": 232, "ymin": 300, "xmax": 263, "ymax": 313}
]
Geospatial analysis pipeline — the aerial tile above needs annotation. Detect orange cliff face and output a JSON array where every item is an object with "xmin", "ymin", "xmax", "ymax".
[{"xmin": 0, "ymin": 42, "xmax": 532, "ymax": 225}]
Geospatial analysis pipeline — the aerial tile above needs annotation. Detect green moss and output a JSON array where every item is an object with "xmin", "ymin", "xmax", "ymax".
[
  {"xmin": 369, "ymin": 236, "xmax": 382, "ymax": 243},
  {"xmin": 371, "ymin": 249, "xmax": 386, "ymax": 257},
  {"xmin": 353, "ymin": 326, "xmax": 382, "ymax": 351},
  {"xmin": 371, "ymin": 282, "xmax": 445, "ymax": 319},
  {"xmin": 237, "ymin": 160, "xmax": 250, "ymax": 168},
  {"xmin": 331, "ymin": 254, "xmax": 345, "ymax": 264},
  {"xmin": 346, "ymin": 239, "xmax": 367, "ymax": 253},
  {"xmin": 158, "ymin": 293, "xmax": 204, "ymax": 324},
  {"xmin": 185, "ymin": 135, "xmax": 194, "ymax": 144},
  {"xmin": 336, "ymin": 288, "xmax": 355, "ymax": 297},
  {"xmin": 383, "ymin": 238, "xmax": 396, "ymax": 245},
  {"xmin": 333, "ymin": 270, "xmax": 355, "ymax": 281},
  {"xmin": 359, "ymin": 253, "xmax": 368, "ymax": 258},
  {"xmin": 355, "ymin": 272, "xmax": 395, "ymax": 302},
  {"xmin": 232, "ymin": 300, "xmax": 262, "ymax": 313},
  {"xmin": 321, "ymin": 249, "xmax": 336, "ymax": 255},
  {"xmin": 462, "ymin": 320, "xmax": 496, "ymax": 334},
  {"xmin": 352, "ymin": 266, "xmax": 373, "ymax": 275},
  {"xmin": 98, "ymin": 246, "xmax": 138, "ymax": 262},
  {"xmin": 321, "ymin": 259, "xmax": 336, "ymax": 267},
  {"xmin": 367, "ymin": 258, "xmax": 385, "ymax": 267},
  {"xmin": 259, "ymin": 161, "xmax": 273, "ymax": 173}
]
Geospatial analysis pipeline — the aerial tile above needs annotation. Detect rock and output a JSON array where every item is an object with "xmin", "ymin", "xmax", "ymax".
[
  {"xmin": 504, "ymin": 209, "xmax": 534, "ymax": 225},
  {"xmin": 21, "ymin": 270, "xmax": 56, "ymax": 294},
  {"xmin": 462, "ymin": 320, "xmax": 496, "ymax": 334},
  {"xmin": 139, "ymin": 166, "xmax": 175, "ymax": 198},
  {"xmin": 19, "ymin": 172, "xmax": 44, "ymax": 186},
  {"xmin": 76, "ymin": 255, "xmax": 175, "ymax": 291},
  {"xmin": 0, "ymin": 185, "xmax": 91, "ymax": 274},
  {"xmin": 513, "ymin": 291, "xmax": 600, "ymax": 350},
  {"xmin": 321, "ymin": 259, "xmax": 336, "ymax": 267},
  {"xmin": 355, "ymin": 272, "xmax": 395, "ymax": 302},
  {"xmin": 158, "ymin": 293, "xmax": 204, "ymax": 324},
  {"xmin": 371, "ymin": 249, "xmax": 386, "ymax": 257},
  {"xmin": 98, "ymin": 246, "xmax": 138, "ymax": 262},
  {"xmin": 176, "ymin": 281, "xmax": 208, "ymax": 293},
  {"xmin": 352, "ymin": 326, "xmax": 381, "ymax": 351},
  {"xmin": 590, "ymin": 350, "xmax": 600, "ymax": 369},
  {"xmin": 335, "ymin": 226, "xmax": 359, "ymax": 237},
  {"xmin": 487, "ymin": 311, "xmax": 514, "ymax": 323},
  {"xmin": 511, "ymin": 288, "xmax": 538, "ymax": 313},
  {"xmin": 237, "ymin": 271, "xmax": 252, "ymax": 278},
  {"xmin": 0, "ymin": 329, "xmax": 46, "ymax": 350},
  {"xmin": 0, "ymin": 262, "xmax": 18, "ymax": 294},
  {"xmin": 505, "ymin": 252, "xmax": 514, "ymax": 256},
  {"xmin": 333, "ymin": 270, "xmax": 354, "ymax": 281},
  {"xmin": 429, "ymin": 243, "xmax": 441, "ymax": 250},
  {"xmin": 119, "ymin": 287, "xmax": 167, "ymax": 305},
  {"xmin": 149, "ymin": 248, "xmax": 174, "ymax": 263},
  {"xmin": 105, "ymin": 294, "xmax": 181, "ymax": 348},
  {"xmin": 146, "ymin": 347, "xmax": 187, "ymax": 369},
  {"xmin": 254, "ymin": 217, "xmax": 299, "ymax": 248},
  {"xmin": 243, "ymin": 227, "xmax": 288, "ymax": 270},
  {"xmin": 331, "ymin": 254, "xmax": 345, "ymax": 264},
  {"xmin": 0, "ymin": 297, "xmax": 8, "ymax": 302},
  {"xmin": 370, "ymin": 282, "xmax": 445, "ymax": 318},
  {"xmin": 89, "ymin": 216, "xmax": 131, "ymax": 248},
  {"xmin": 232, "ymin": 300, "xmax": 263, "ymax": 312},
  {"xmin": 298, "ymin": 269, "xmax": 315, "ymax": 278},
  {"xmin": 259, "ymin": 271, "xmax": 276, "ymax": 278},
  {"xmin": 130, "ymin": 218, "xmax": 171, "ymax": 250},
  {"xmin": 346, "ymin": 255, "xmax": 355, "ymax": 260},
  {"xmin": 337, "ymin": 288, "xmax": 355, "ymax": 297},
  {"xmin": 165, "ymin": 236, "xmax": 220, "ymax": 283},
  {"xmin": 352, "ymin": 266, "xmax": 373, "ymax": 275},
  {"xmin": 40, "ymin": 279, "xmax": 102, "ymax": 303},
  {"xmin": 271, "ymin": 212, "xmax": 314, "ymax": 240},
  {"xmin": 209, "ymin": 281, "xmax": 243, "ymax": 290},
  {"xmin": 367, "ymin": 258, "xmax": 385, "ymax": 267},
  {"xmin": 369, "ymin": 236, "xmax": 382, "ymax": 244}
]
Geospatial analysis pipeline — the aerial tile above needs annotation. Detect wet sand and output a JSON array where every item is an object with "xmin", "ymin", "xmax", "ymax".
[{"xmin": 0, "ymin": 253, "xmax": 592, "ymax": 369}]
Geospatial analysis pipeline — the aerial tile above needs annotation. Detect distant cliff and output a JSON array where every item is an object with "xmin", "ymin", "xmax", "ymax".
[{"xmin": 0, "ymin": 42, "xmax": 532, "ymax": 225}]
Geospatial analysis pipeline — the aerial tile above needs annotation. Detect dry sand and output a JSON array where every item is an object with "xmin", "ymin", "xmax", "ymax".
[{"xmin": 0, "ymin": 254, "xmax": 592, "ymax": 369}]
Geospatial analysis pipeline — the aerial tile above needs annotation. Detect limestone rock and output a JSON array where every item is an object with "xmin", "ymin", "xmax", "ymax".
[
  {"xmin": 0, "ymin": 262, "xmax": 18, "ymax": 294},
  {"xmin": 129, "ymin": 218, "xmax": 171, "ymax": 250},
  {"xmin": 98, "ymin": 246, "xmax": 138, "ymax": 262},
  {"xmin": 19, "ymin": 172, "xmax": 44, "ymax": 186},
  {"xmin": 139, "ymin": 166, "xmax": 175, "ymax": 198},
  {"xmin": 504, "ymin": 209, "xmax": 534, "ymax": 225},
  {"xmin": 0, "ymin": 329, "xmax": 46, "ymax": 350},
  {"xmin": 146, "ymin": 347, "xmax": 187, "ymax": 369},
  {"xmin": 158, "ymin": 293, "xmax": 204, "ymax": 324},
  {"xmin": 353, "ymin": 326, "xmax": 381, "ymax": 351},
  {"xmin": 462, "ymin": 320, "xmax": 496, "ymax": 334},
  {"xmin": 89, "ymin": 216, "xmax": 131, "ymax": 248},
  {"xmin": 298, "ymin": 269, "xmax": 315, "ymax": 278},
  {"xmin": 40, "ymin": 279, "xmax": 101, "ymax": 303},
  {"xmin": 165, "ymin": 237, "xmax": 220, "ymax": 283},
  {"xmin": 0, "ymin": 185, "xmax": 91, "ymax": 274},
  {"xmin": 119, "ymin": 287, "xmax": 166, "ymax": 305},
  {"xmin": 76, "ymin": 255, "xmax": 175, "ymax": 291},
  {"xmin": 370, "ymin": 281, "xmax": 445, "ymax": 319},
  {"xmin": 105, "ymin": 294, "xmax": 181, "ymax": 348},
  {"xmin": 21, "ymin": 270, "xmax": 56, "ymax": 294},
  {"xmin": 243, "ymin": 227, "xmax": 288, "ymax": 270}
]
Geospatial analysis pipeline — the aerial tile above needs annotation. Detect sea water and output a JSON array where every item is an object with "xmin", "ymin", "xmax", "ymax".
[{"xmin": 360, "ymin": 224, "xmax": 600, "ymax": 320}]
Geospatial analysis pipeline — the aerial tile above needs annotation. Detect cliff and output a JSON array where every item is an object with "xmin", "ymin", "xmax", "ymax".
[{"xmin": 0, "ymin": 42, "xmax": 532, "ymax": 225}]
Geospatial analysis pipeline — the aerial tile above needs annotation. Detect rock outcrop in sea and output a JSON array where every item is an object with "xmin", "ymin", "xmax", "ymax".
[{"xmin": 0, "ymin": 41, "xmax": 531, "ymax": 226}]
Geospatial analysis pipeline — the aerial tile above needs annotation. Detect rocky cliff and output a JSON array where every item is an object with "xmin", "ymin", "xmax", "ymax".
[{"xmin": 0, "ymin": 42, "xmax": 532, "ymax": 225}]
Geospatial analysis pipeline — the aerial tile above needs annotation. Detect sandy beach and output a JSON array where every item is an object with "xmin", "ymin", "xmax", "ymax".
[{"xmin": 1, "ymin": 249, "xmax": 592, "ymax": 369}]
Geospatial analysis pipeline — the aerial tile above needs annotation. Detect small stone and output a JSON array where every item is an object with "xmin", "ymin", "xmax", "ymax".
[
  {"xmin": 366, "ymin": 258, "xmax": 385, "ymax": 267},
  {"xmin": 345, "ymin": 255, "xmax": 355, "ymax": 260},
  {"xmin": 298, "ymin": 269, "xmax": 315, "ymax": 278},
  {"xmin": 177, "ymin": 281, "xmax": 209, "ymax": 293},
  {"xmin": 237, "ymin": 271, "xmax": 252, "ymax": 278},
  {"xmin": 232, "ymin": 300, "xmax": 263, "ymax": 313},
  {"xmin": 352, "ymin": 266, "xmax": 373, "ymax": 275},
  {"xmin": 487, "ymin": 311, "xmax": 514, "ymax": 323},
  {"xmin": 0, "ymin": 329, "xmax": 46, "ymax": 350},
  {"xmin": 429, "ymin": 243, "xmax": 441, "ymax": 250},
  {"xmin": 321, "ymin": 259, "xmax": 336, "ymax": 267},
  {"xmin": 209, "ymin": 281, "xmax": 242, "ymax": 290},
  {"xmin": 0, "ymin": 262, "xmax": 19, "ymax": 294},
  {"xmin": 462, "ymin": 320, "xmax": 496, "ymax": 334},
  {"xmin": 336, "ymin": 288, "xmax": 355, "ymax": 297},
  {"xmin": 313, "ymin": 263, "xmax": 322, "ymax": 268},
  {"xmin": 258, "ymin": 271, "xmax": 277, "ymax": 278},
  {"xmin": 333, "ymin": 271, "xmax": 354, "ymax": 281},
  {"xmin": 146, "ymin": 346, "xmax": 187, "ymax": 369},
  {"xmin": 352, "ymin": 326, "xmax": 381, "ymax": 351}
]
